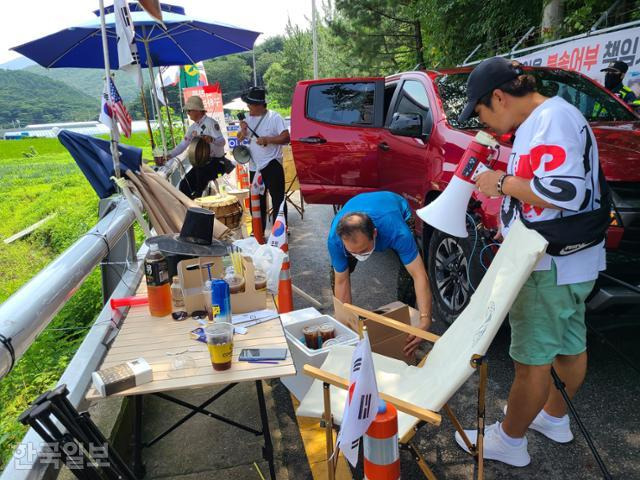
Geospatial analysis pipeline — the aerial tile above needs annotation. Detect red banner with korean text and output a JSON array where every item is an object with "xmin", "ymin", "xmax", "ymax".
[
  {"xmin": 516, "ymin": 27, "xmax": 640, "ymax": 95},
  {"xmin": 183, "ymin": 83, "xmax": 229, "ymax": 150}
]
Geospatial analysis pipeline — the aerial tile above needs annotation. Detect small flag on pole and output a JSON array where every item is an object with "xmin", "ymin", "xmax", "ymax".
[
  {"xmin": 114, "ymin": 0, "xmax": 142, "ymax": 88},
  {"xmin": 335, "ymin": 335, "xmax": 380, "ymax": 467},
  {"xmin": 100, "ymin": 78, "xmax": 133, "ymax": 138},
  {"xmin": 137, "ymin": 0, "xmax": 164, "ymax": 24},
  {"xmin": 251, "ymin": 171, "xmax": 266, "ymax": 196},
  {"xmin": 268, "ymin": 203, "xmax": 287, "ymax": 250},
  {"xmin": 155, "ymin": 66, "xmax": 180, "ymax": 105},
  {"xmin": 99, "ymin": 80, "xmax": 116, "ymax": 139}
]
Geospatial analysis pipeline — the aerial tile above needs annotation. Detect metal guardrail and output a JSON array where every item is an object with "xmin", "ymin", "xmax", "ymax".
[
  {"xmin": 0, "ymin": 157, "xmax": 189, "ymax": 479},
  {"xmin": 0, "ymin": 199, "xmax": 136, "ymax": 380}
]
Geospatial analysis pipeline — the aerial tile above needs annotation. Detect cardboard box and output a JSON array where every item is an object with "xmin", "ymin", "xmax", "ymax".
[
  {"xmin": 178, "ymin": 256, "xmax": 266, "ymax": 315},
  {"xmin": 333, "ymin": 297, "xmax": 421, "ymax": 364}
]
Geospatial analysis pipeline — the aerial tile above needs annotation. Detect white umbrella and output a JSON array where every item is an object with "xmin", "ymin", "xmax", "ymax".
[{"xmin": 223, "ymin": 97, "xmax": 249, "ymax": 111}]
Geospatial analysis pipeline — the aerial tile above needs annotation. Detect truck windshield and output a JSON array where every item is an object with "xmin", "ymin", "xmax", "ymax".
[{"xmin": 436, "ymin": 69, "xmax": 637, "ymax": 129}]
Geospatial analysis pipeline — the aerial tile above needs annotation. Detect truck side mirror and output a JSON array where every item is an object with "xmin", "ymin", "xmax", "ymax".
[{"xmin": 389, "ymin": 112, "xmax": 423, "ymax": 138}]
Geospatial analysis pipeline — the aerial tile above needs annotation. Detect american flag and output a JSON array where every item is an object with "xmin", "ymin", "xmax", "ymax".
[{"xmin": 103, "ymin": 78, "xmax": 132, "ymax": 137}]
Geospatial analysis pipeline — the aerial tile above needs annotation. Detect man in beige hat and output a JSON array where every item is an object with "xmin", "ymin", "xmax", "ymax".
[{"xmin": 166, "ymin": 95, "xmax": 227, "ymax": 197}]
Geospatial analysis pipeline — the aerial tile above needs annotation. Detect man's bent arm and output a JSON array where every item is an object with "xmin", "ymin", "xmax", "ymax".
[
  {"xmin": 333, "ymin": 269, "xmax": 352, "ymax": 305},
  {"xmin": 405, "ymin": 256, "xmax": 432, "ymax": 331}
]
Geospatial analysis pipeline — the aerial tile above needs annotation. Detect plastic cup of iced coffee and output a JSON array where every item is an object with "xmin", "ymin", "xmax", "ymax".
[
  {"xmin": 302, "ymin": 325, "xmax": 319, "ymax": 349},
  {"xmin": 204, "ymin": 323, "xmax": 234, "ymax": 371}
]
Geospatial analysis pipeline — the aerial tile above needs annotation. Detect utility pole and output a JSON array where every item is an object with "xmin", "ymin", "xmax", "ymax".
[
  {"xmin": 253, "ymin": 50, "xmax": 257, "ymax": 86},
  {"xmin": 312, "ymin": 0, "xmax": 319, "ymax": 79}
]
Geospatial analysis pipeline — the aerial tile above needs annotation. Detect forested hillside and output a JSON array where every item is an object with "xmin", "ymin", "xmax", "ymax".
[{"xmin": 0, "ymin": 69, "xmax": 98, "ymax": 128}]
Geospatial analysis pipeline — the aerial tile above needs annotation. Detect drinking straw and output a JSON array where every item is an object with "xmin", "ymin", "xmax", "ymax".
[{"xmin": 206, "ymin": 264, "xmax": 212, "ymax": 281}]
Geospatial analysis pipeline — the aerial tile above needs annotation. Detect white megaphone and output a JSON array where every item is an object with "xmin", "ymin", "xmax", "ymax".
[{"xmin": 417, "ymin": 131, "xmax": 499, "ymax": 238}]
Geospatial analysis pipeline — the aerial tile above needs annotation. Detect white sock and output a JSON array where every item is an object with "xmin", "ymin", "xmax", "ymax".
[
  {"xmin": 498, "ymin": 422, "xmax": 524, "ymax": 447},
  {"xmin": 539, "ymin": 409, "xmax": 566, "ymax": 424}
]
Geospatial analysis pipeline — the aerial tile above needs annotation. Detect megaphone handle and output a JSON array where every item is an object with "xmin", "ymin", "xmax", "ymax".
[{"xmin": 472, "ymin": 162, "xmax": 490, "ymax": 182}]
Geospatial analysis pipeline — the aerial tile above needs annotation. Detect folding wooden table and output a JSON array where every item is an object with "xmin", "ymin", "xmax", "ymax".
[{"xmin": 87, "ymin": 283, "xmax": 296, "ymax": 480}]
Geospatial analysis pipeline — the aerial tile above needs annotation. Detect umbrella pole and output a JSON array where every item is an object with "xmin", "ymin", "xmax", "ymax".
[
  {"xmin": 158, "ymin": 68, "xmax": 176, "ymax": 147},
  {"xmin": 139, "ymin": 85, "xmax": 155, "ymax": 149},
  {"xmin": 178, "ymin": 81, "xmax": 187, "ymax": 135},
  {"xmin": 98, "ymin": 0, "xmax": 121, "ymax": 178},
  {"xmin": 142, "ymin": 35, "xmax": 168, "ymax": 157}
]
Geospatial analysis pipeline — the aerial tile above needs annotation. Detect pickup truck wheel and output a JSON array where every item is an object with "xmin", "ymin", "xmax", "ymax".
[{"xmin": 427, "ymin": 229, "xmax": 482, "ymax": 324}]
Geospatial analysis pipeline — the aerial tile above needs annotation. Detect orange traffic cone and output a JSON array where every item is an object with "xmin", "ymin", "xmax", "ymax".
[
  {"xmin": 277, "ymin": 253, "xmax": 294, "ymax": 313},
  {"xmin": 364, "ymin": 401, "xmax": 400, "ymax": 480},
  {"xmin": 250, "ymin": 187, "xmax": 265, "ymax": 244},
  {"xmin": 237, "ymin": 164, "xmax": 251, "ymax": 210}
]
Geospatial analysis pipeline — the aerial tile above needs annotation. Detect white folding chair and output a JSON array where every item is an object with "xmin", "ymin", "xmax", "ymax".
[{"xmin": 297, "ymin": 220, "xmax": 548, "ymax": 479}]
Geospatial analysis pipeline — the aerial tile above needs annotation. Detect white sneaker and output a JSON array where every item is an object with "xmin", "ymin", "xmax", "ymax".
[
  {"xmin": 532, "ymin": 414, "xmax": 573, "ymax": 443},
  {"xmin": 503, "ymin": 405, "xmax": 574, "ymax": 443},
  {"xmin": 454, "ymin": 422, "xmax": 530, "ymax": 467}
]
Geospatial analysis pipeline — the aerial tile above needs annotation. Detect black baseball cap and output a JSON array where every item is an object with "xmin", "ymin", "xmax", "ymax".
[
  {"xmin": 600, "ymin": 60, "xmax": 629, "ymax": 74},
  {"xmin": 458, "ymin": 56, "xmax": 524, "ymax": 123}
]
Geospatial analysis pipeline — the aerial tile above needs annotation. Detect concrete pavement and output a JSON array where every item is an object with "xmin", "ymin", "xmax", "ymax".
[{"xmin": 93, "ymin": 198, "xmax": 639, "ymax": 479}]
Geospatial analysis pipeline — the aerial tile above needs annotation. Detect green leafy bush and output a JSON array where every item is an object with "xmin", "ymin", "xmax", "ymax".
[{"xmin": 0, "ymin": 132, "xmax": 149, "ymax": 467}]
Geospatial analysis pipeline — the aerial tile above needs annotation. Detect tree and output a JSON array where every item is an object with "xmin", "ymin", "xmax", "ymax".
[
  {"xmin": 329, "ymin": 0, "xmax": 426, "ymax": 73},
  {"xmin": 542, "ymin": 0, "xmax": 566, "ymax": 40},
  {"xmin": 202, "ymin": 55, "xmax": 252, "ymax": 102},
  {"xmin": 264, "ymin": 21, "xmax": 314, "ymax": 107}
]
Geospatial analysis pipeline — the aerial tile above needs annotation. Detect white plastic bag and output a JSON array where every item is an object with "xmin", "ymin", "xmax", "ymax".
[{"xmin": 233, "ymin": 239, "xmax": 285, "ymax": 294}]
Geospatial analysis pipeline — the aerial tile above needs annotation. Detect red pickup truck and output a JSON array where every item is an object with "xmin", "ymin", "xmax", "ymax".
[{"xmin": 291, "ymin": 67, "xmax": 640, "ymax": 321}]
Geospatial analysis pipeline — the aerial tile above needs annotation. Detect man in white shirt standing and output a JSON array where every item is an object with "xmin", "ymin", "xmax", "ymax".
[
  {"xmin": 166, "ymin": 95, "xmax": 227, "ymax": 198},
  {"xmin": 236, "ymin": 87, "xmax": 290, "ymax": 231},
  {"xmin": 454, "ymin": 57, "xmax": 606, "ymax": 467}
]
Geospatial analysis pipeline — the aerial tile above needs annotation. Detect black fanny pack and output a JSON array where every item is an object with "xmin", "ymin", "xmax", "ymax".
[{"xmin": 517, "ymin": 167, "xmax": 611, "ymax": 256}]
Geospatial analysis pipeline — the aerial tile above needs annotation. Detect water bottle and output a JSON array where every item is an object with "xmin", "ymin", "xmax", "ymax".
[{"xmin": 144, "ymin": 244, "xmax": 172, "ymax": 317}]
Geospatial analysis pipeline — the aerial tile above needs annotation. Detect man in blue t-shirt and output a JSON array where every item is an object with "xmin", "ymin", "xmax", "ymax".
[{"xmin": 328, "ymin": 191, "xmax": 432, "ymax": 357}]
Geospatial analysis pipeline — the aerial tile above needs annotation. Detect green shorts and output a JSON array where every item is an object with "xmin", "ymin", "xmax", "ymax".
[{"xmin": 509, "ymin": 262, "xmax": 595, "ymax": 366}]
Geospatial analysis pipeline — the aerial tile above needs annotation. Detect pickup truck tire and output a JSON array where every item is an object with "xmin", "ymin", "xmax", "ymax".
[{"xmin": 427, "ymin": 229, "xmax": 483, "ymax": 324}]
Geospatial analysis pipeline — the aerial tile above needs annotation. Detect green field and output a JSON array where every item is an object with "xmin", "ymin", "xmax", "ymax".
[{"xmin": 0, "ymin": 132, "xmax": 152, "ymax": 468}]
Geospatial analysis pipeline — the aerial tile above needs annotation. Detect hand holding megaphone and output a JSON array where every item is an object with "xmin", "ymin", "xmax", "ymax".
[{"xmin": 416, "ymin": 131, "xmax": 499, "ymax": 238}]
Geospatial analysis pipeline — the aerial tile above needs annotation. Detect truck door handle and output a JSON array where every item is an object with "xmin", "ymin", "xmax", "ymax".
[
  {"xmin": 378, "ymin": 142, "xmax": 390, "ymax": 151},
  {"xmin": 299, "ymin": 136, "xmax": 327, "ymax": 144}
]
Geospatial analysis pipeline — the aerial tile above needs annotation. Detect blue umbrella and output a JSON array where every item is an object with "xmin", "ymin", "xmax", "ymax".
[
  {"xmin": 58, "ymin": 130, "xmax": 142, "ymax": 198},
  {"xmin": 11, "ymin": 3, "xmax": 261, "ymax": 68}
]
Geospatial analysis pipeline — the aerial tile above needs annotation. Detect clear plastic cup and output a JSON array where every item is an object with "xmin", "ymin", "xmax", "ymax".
[
  {"xmin": 302, "ymin": 325, "xmax": 319, "ymax": 349},
  {"xmin": 204, "ymin": 323, "xmax": 234, "ymax": 371},
  {"xmin": 202, "ymin": 281, "xmax": 213, "ymax": 322},
  {"xmin": 334, "ymin": 334, "xmax": 351, "ymax": 344},
  {"xmin": 319, "ymin": 322, "xmax": 336, "ymax": 342},
  {"xmin": 254, "ymin": 269, "xmax": 267, "ymax": 291},
  {"xmin": 322, "ymin": 339, "xmax": 339, "ymax": 348}
]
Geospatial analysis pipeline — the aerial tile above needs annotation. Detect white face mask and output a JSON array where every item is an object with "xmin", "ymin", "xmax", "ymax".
[{"xmin": 350, "ymin": 239, "xmax": 376, "ymax": 262}]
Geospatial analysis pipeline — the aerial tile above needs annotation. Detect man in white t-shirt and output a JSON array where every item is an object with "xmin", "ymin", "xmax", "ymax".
[
  {"xmin": 236, "ymin": 87, "xmax": 290, "ymax": 230},
  {"xmin": 166, "ymin": 95, "xmax": 227, "ymax": 198},
  {"xmin": 454, "ymin": 57, "xmax": 605, "ymax": 467}
]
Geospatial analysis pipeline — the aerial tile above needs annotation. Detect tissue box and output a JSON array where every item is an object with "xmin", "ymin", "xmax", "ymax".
[{"xmin": 91, "ymin": 358, "xmax": 152, "ymax": 397}]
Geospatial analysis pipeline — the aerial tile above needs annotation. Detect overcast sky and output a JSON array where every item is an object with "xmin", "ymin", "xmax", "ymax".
[{"xmin": 0, "ymin": 0, "xmax": 312, "ymax": 64}]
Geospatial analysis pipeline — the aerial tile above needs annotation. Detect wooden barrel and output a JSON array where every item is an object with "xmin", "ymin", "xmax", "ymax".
[{"xmin": 195, "ymin": 193, "xmax": 244, "ymax": 229}]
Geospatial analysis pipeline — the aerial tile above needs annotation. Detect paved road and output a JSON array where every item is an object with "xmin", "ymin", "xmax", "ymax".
[{"xmin": 284, "ymin": 199, "xmax": 640, "ymax": 480}]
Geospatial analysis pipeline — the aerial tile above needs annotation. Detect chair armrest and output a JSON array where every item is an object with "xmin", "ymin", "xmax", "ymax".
[
  {"xmin": 303, "ymin": 365, "xmax": 441, "ymax": 426},
  {"xmin": 344, "ymin": 304, "xmax": 440, "ymax": 344}
]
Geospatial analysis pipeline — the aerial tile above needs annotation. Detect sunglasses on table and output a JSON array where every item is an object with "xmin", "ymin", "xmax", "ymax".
[{"xmin": 171, "ymin": 310, "xmax": 208, "ymax": 321}]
